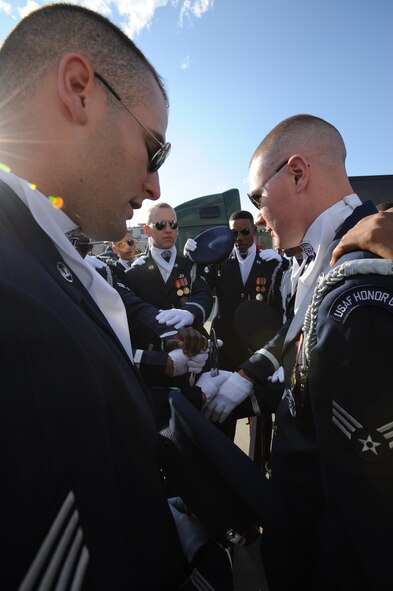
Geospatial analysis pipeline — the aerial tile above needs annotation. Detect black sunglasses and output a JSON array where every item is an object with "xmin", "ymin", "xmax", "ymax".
[
  {"xmin": 117, "ymin": 239, "xmax": 135, "ymax": 248},
  {"xmin": 232, "ymin": 228, "xmax": 252, "ymax": 237},
  {"xmin": 149, "ymin": 220, "xmax": 178, "ymax": 231},
  {"xmin": 94, "ymin": 72, "xmax": 171, "ymax": 173},
  {"xmin": 248, "ymin": 159, "xmax": 289, "ymax": 209}
]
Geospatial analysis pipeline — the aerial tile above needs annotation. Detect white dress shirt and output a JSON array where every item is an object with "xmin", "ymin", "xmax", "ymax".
[
  {"xmin": 234, "ymin": 243, "xmax": 257, "ymax": 284},
  {"xmin": 291, "ymin": 194, "xmax": 362, "ymax": 314},
  {"xmin": 151, "ymin": 245, "xmax": 177, "ymax": 282}
]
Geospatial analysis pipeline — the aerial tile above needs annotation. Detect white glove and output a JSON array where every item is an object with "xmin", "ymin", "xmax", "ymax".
[
  {"xmin": 131, "ymin": 257, "xmax": 146, "ymax": 267},
  {"xmin": 156, "ymin": 308, "xmax": 194, "ymax": 329},
  {"xmin": 168, "ymin": 348, "xmax": 189, "ymax": 377},
  {"xmin": 183, "ymin": 238, "xmax": 197, "ymax": 258},
  {"xmin": 259, "ymin": 249, "xmax": 282, "ymax": 262},
  {"xmin": 187, "ymin": 351, "xmax": 209, "ymax": 374},
  {"xmin": 168, "ymin": 497, "xmax": 208, "ymax": 563},
  {"xmin": 268, "ymin": 365, "xmax": 285, "ymax": 383},
  {"xmin": 203, "ymin": 372, "xmax": 253, "ymax": 423},
  {"xmin": 196, "ymin": 370, "xmax": 233, "ymax": 403}
]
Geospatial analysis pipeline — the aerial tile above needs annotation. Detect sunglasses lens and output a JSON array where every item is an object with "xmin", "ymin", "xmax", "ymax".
[
  {"xmin": 127, "ymin": 239, "xmax": 135, "ymax": 246},
  {"xmin": 149, "ymin": 142, "xmax": 171, "ymax": 173},
  {"xmin": 232, "ymin": 228, "xmax": 251, "ymax": 237},
  {"xmin": 154, "ymin": 220, "xmax": 178, "ymax": 230},
  {"xmin": 247, "ymin": 193, "xmax": 260, "ymax": 210}
]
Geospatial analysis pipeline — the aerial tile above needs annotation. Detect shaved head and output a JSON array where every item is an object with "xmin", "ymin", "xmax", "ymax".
[
  {"xmin": 248, "ymin": 114, "xmax": 354, "ymax": 250},
  {"xmin": 0, "ymin": 3, "xmax": 168, "ymax": 112},
  {"xmin": 251, "ymin": 114, "xmax": 347, "ymax": 174}
]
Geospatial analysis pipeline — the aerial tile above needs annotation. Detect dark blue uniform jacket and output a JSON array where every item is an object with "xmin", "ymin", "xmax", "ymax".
[
  {"xmin": 0, "ymin": 181, "xmax": 190, "ymax": 590},
  {"xmin": 240, "ymin": 202, "xmax": 393, "ymax": 590}
]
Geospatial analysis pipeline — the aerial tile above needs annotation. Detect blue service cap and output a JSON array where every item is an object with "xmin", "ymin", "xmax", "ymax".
[{"xmin": 189, "ymin": 226, "xmax": 235, "ymax": 265}]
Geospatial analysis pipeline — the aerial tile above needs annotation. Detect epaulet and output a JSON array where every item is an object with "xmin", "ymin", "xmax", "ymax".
[{"xmin": 298, "ymin": 258, "xmax": 393, "ymax": 394}]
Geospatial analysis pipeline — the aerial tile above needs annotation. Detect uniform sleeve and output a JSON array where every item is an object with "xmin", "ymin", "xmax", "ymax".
[
  {"xmin": 182, "ymin": 264, "xmax": 213, "ymax": 330},
  {"xmin": 108, "ymin": 264, "xmax": 177, "ymax": 349},
  {"xmin": 233, "ymin": 381, "xmax": 285, "ymax": 417},
  {"xmin": 309, "ymin": 273, "xmax": 393, "ymax": 586},
  {"xmin": 134, "ymin": 349, "xmax": 169, "ymax": 382},
  {"xmin": 239, "ymin": 318, "xmax": 290, "ymax": 383}
]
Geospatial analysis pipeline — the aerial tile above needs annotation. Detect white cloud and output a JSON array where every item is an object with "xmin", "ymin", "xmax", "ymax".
[
  {"xmin": 0, "ymin": 0, "xmax": 12, "ymax": 14},
  {"xmin": 111, "ymin": 0, "xmax": 214, "ymax": 38},
  {"xmin": 17, "ymin": 0, "xmax": 39, "ymax": 18},
  {"xmin": 112, "ymin": 0, "xmax": 168, "ymax": 38},
  {"xmin": 180, "ymin": 54, "xmax": 191, "ymax": 70},
  {"xmin": 179, "ymin": 0, "xmax": 214, "ymax": 26}
]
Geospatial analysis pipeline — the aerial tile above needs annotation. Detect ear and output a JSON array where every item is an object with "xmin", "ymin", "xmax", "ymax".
[
  {"xmin": 287, "ymin": 155, "xmax": 310, "ymax": 192},
  {"xmin": 144, "ymin": 224, "xmax": 152, "ymax": 238},
  {"xmin": 111, "ymin": 244, "xmax": 118, "ymax": 254},
  {"xmin": 57, "ymin": 53, "xmax": 95, "ymax": 125}
]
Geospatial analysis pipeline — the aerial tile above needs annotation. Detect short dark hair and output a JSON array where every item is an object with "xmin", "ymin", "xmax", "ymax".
[
  {"xmin": 229, "ymin": 210, "xmax": 255, "ymax": 224},
  {"xmin": 0, "ymin": 3, "xmax": 168, "ymax": 111}
]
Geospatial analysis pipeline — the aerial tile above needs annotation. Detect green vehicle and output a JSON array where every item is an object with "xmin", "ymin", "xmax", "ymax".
[{"xmin": 175, "ymin": 188, "xmax": 241, "ymax": 253}]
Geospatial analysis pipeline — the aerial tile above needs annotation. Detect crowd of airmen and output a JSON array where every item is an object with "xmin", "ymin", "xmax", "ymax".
[{"xmin": 1, "ymin": 4, "xmax": 393, "ymax": 591}]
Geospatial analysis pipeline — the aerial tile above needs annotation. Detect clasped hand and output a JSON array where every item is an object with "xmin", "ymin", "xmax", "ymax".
[{"xmin": 196, "ymin": 371, "xmax": 253, "ymax": 423}]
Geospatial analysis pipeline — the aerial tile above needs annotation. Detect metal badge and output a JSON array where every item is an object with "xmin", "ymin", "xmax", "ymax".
[
  {"xmin": 256, "ymin": 293, "xmax": 263, "ymax": 301},
  {"xmin": 57, "ymin": 262, "xmax": 73, "ymax": 283}
]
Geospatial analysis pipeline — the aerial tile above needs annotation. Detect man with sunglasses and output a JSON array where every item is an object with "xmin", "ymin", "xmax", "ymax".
[
  {"xmin": 127, "ymin": 202, "xmax": 213, "ymax": 336},
  {"xmin": 202, "ymin": 115, "xmax": 393, "ymax": 590},
  {"xmin": 0, "ymin": 5, "xmax": 233, "ymax": 590},
  {"xmin": 111, "ymin": 231, "xmax": 137, "ymax": 269},
  {"xmin": 199, "ymin": 210, "xmax": 284, "ymax": 372}
]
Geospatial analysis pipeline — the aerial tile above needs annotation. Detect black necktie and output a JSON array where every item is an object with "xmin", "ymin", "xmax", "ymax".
[
  {"xmin": 161, "ymin": 250, "xmax": 171, "ymax": 263},
  {"xmin": 240, "ymin": 253, "xmax": 247, "ymax": 260}
]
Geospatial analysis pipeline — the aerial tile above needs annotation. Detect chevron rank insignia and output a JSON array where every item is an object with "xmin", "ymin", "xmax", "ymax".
[{"xmin": 332, "ymin": 400, "xmax": 393, "ymax": 461}]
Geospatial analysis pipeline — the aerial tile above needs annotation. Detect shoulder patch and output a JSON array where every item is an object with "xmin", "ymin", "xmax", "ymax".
[{"xmin": 329, "ymin": 284, "xmax": 393, "ymax": 324}]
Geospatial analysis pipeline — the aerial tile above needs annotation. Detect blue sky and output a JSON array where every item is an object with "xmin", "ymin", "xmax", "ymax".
[{"xmin": 1, "ymin": 0, "xmax": 392, "ymax": 225}]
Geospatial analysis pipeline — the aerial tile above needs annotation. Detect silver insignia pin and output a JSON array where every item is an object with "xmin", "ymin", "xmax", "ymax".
[{"xmin": 57, "ymin": 262, "xmax": 73, "ymax": 283}]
